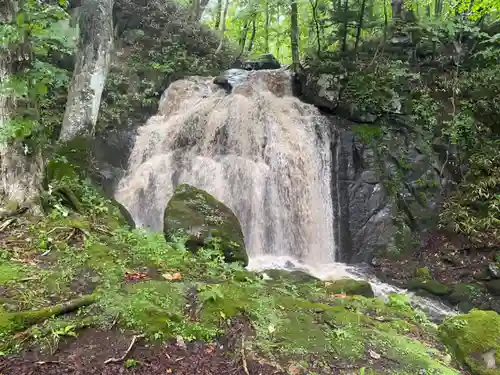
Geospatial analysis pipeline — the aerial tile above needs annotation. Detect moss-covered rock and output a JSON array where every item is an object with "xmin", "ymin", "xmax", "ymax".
[
  {"xmin": 325, "ymin": 278, "xmax": 374, "ymax": 298},
  {"xmin": 486, "ymin": 280, "xmax": 500, "ymax": 296},
  {"xmin": 407, "ymin": 278, "xmax": 451, "ymax": 296},
  {"xmin": 415, "ymin": 266, "xmax": 432, "ymax": 279},
  {"xmin": 163, "ymin": 184, "xmax": 248, "ymax": 265},
  {"xmin": 439, "ymin": 310, "xmax": 500, "ymax": 375},
  {"xmin": 240, "ymin": 53, "xmax": 281, "ymax": 70},
  {"xmin": 263, "ymin": 269, "xmax": 320, "ymax": 283},
  {"xmin": 445, "ymin": 283, "xmax": 484, "ymax": 308}
]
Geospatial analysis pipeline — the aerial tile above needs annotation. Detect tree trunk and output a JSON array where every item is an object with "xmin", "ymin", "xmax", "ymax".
[
  {"xmin": 391, "ymin": 0, "xmax": 403, "ymax": 19},
  {"xmin": 0, "ymin": 0, "xmax": 43, "ymax": 210},
  {"xmin": 383, "ymin": 0, "xmax": 388, "ymax": 41},
  {"xmin": 247, "ymin": 18, "xmax": 257, "ymax": 52},
  {"xmin": 434, "ymin": 0, "xmax": 442, "ymax": 18},
  {"xmin": 264, "ymin": 0, "xmax": 270, "ymax": 52},
  {"xmin": 309, "ymin": 0, "xmax": 321, "ymax": 56},
  {"xmin": 354, "ymin": 0, "xmax": 367, "ymax": 52},
  {"xmin": 190, "ymin": 0, "xmax": 210, "ymax": 21},
  {"xmin": 59, "ymin": 0, "xmax": 114, "ymax": 142},
  {"xmin": 214, "ymin": 0, "xmax": 222, "ymax": 29},
  {"xmin": 215, "ymin": 0, "xmax": 230, "ymax": 54},
  {"xmin": 290, "ymin": 0, "xmax": 299, "ymax": 71},
  {"xmin": 341, "ymin": 0, "xmax": 349, "ymax": 52},
  {"xmin": 239, "ymin": 22, "xmax": 249, "ymax": 52}
]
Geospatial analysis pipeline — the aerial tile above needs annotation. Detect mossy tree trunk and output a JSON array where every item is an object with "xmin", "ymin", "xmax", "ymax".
[
  {"xmin": 0, "ymin": 0, "xmax": 43, "ymax": 210},
  {"xmin": 60, "ymin": 0, "xmax": 114, "ymax": 141}
]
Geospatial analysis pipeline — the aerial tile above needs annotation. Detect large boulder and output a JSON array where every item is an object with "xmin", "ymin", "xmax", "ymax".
[
  {"xmin": 163, "ymin": 184, "xmax": 248, "ymax": 265},
  {"xmin": 238, "ymin": 53, "xmax": 281, "ymax": 71},
  {"xmin": 297, "ymin": 66, "xmax": 344, "ymax": 112},
  {"xmin": 325, "ymin": 278, "xmax": 374, "ymax": 298},
  {"xmin": 439, "ymin": 310, "xmax": 500, "ymax": 375}
]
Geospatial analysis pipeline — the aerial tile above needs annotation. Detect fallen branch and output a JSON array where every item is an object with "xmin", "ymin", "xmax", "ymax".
[
  {"xmin": 104, "ymin": 334, "xmax": 145, "ymax": 364},
  {"xmin": 63, "ymin": 228, "xmax": 76, "ymax": 242},
  {"xmin": 0, "ymin": 217, "xmax": 16, "ymax": 231},
  {"xmin": 36, "ymin": 360, "xmax": 60, "ymax": 365},
  {"xmin": 1, "ymin": 294, "xmax": 97, "ymax": 333},
  {"xmin": 241, "ymin": 336, "xmax": 250, "ymax": 375},
  {"xmin": 45, "ymin": 226, "xmax": 68, "ymax": 236},
  {"xmin": 91, "ymin": 224, "xmax": 113, "ymax": 236}
]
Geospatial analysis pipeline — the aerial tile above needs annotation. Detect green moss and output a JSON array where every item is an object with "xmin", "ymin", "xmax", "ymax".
[
  {"xmin": 264, "ymin": 269, "xmax": 320, "ymax": 283},
  {"xmin": 373, "ymin": 329, "xmax": 458, "ymax": 374},
  {"xmin": 415, "ymin": 267, "xmax": 432, "ymax": 279},
  {"xmin": 164, "ymin": 184, "xmax": 248, "ymax": 265},
  {"xmin": 0, "ymin": 295, "xmax": 96, "ymax": 340},
  {"xmin": 0, "ymin": 261, "xmax": 28, "ymax": 285},
  {"xmin": 325, "ymin": 278, "xmax": 374, "ymax": 298},
  {"xmin": 99, "ymin": 280, "xmax": 190, "ymax": 339},
  {"xmin": 446, "ymin": 283, "xmax": 484, "ymax": 307},
  {"xmin": 486, "ymin": 279, "xmax": 500, "ymax": 296},
  {"xmin": 407, "ymin": 278, "xmax": 451, "ymax": 296},
  {"xmin": 439, "ymin": 310, "xmax": 500, "ymax": 375}
]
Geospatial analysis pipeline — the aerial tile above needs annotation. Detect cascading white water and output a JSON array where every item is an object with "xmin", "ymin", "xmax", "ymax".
[
  {"xmin": 115, "ymin": 68, "xmax": 456, "ymax": 321},
  {"xmin": 115, "ymin": 69, "xmax": 336, "ymax": 266}
]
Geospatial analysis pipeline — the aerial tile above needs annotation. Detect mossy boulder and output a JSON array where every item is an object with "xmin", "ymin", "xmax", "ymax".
[
  {"xmin": 486, "ymin": 280, "xmax": 500, "ymax": 296},
  {"xmin": 439, "ymin": 310, "xmax": 500, "ymax": 375},
  {"xmin": 415, "ymin": 266, "xmax": 432, "ymax": 279},
  {"xmin": 445, "ymin": 283, "xmax": 484, "ymax": 309},
  {"xmin": 163, "ymin": 184, "xmax": 247, "ymax": 265},
  {"xmin": 325, "ymin": 278, "xmax": 374, "ymax": 298},
  {"xmin": 263, "ymin": 269, "xmax": 320, "ymax": 283},
  {"xmin": 240, "ymin": 53, "xmax": 281, "ymax": 70},
  {"xmin": 407, "ymin": 278, "xmax": 451, "ymax": 296}
]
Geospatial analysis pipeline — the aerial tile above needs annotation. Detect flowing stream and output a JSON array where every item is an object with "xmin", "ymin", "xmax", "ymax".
[{"xmin": 115, "ymin": 68, "xmax": 456, "ymax": 322}]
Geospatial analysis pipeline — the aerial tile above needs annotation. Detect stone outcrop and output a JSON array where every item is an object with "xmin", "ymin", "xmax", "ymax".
[
  {"xmin": 331, "ymin": 120, "xmax": 444, "ymax": 263},
  {"xmin": 163, "ymin": 184, "xmax": 248, "ymax": 265}
]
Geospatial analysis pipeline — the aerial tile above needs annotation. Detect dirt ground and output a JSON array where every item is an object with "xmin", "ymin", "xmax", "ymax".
[
  {"xmin": 0, "ymin": 327, "xmax": 285, "ymax": 375},
  {"xmin": 374, "ymin": 230, "xmax": 500, "ymax": 310}
]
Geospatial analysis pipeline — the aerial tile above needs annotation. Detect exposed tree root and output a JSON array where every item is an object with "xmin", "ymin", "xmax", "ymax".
[
  {"xmin": 241, "ymin": 336, "xmax": 250, "ymax": 375},
  {"xmin": 104, "ymin": 334, "xmax": 145, "ymax": 364}
]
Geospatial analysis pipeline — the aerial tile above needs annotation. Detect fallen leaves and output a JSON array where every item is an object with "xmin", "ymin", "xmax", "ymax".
[
  {"xmin": 162, "ymin": 272, "xmax": 182, "ymax": 281},
  {"xmin": 124, "ymin": 271, "xmax": 148, "ymax": 281},
  {"xmin": 288, "ymin": 364, "xmax": 301, "ymax": 375},
  {"xmin": 123, "ymin": 270, "xmax": 183, "ymax": 282},
  {"xmin": 369, "ymin": 349, "xmax": 381, "ymax": 359},
  {"xmin": 330, "ymin": 293, "xmax": 347, "ymax": 299}
]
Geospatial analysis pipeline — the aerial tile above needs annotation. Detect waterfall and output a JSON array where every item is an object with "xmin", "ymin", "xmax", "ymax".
[
  {"xmin": 115, "ymin": 69, "xmax": 336, "ymax": 266},
  {"xmin": 114, "ymin": 68, "xmax": 456, "ymax": 322}
]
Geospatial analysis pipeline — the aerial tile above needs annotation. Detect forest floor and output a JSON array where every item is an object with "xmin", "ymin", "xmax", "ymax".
[
  {"xmin": 0, "ymin": 324, "xmax": 284, "ymax": 375},
  {"xmin": 374, "ymin": 231, "xmax": 500, "ymax": 313},
  {"xmin": 0, "ymin": 209, "xmax": 471, "ymax": 375}
]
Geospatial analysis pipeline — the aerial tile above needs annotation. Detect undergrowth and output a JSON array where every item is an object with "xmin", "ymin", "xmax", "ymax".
[{"xmin": 0, "ymin": 178, "xmax": 462, "ymax": 374}]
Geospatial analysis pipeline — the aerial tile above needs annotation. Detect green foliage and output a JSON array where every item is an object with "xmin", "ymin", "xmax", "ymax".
[
  {"xmin": 439, "ymin": 64, "xmax": 500, "ymax": 246},
  {"xmin": 0, "ymin": 0, "xmax": 71, "ymax": 144},
  {"xmin": 97, "ymin": 0, "xmax": 236, "ymax": 133}
]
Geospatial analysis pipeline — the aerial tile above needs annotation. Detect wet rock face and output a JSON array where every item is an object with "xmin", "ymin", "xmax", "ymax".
[
  {"xmin": 332, "ymin": 120, "xmax": 445, "ymax": 263},
  {"xmin": 163, "ymin": 184, "xmax": 248, "ymax": 266}
]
